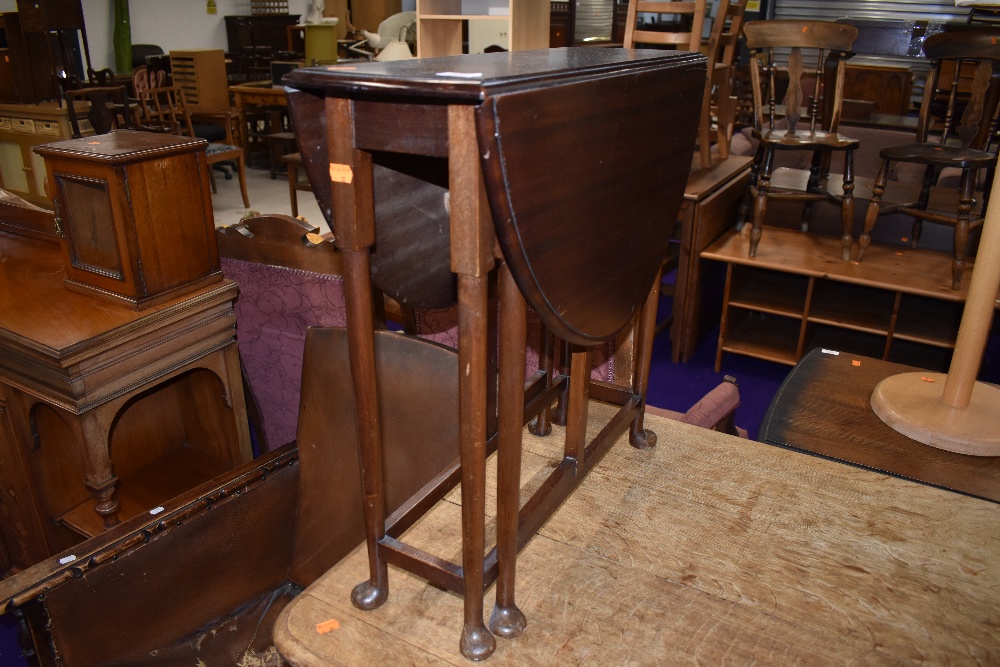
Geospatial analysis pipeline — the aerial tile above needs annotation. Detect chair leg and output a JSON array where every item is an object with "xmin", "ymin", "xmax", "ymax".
[
  {"xmin": 953, "ymin": 168, "xmax": 974, "ymax": 290},
  {"xmin": 749, "ymin": 148, "xmax": 773, "ymax": 258},
  {"xmin": 840, "ymin": 148, "xmax": 855, "ymax": 261},
  {"xmin": 912, "ymin": 164, "xmax": 936, "ymax": 248},
  {"xmin": 858, "ymin": 158, "xmax": 889, "ymax": 262},
  {"xmin": 738, "ymin": 144, "xmax": 765, "ymax": 231},
  {"xmin": 287, "ymin": 160, "xmax": 299, "ymax": 217},
  {"xmin": 801, "ymin": 151, "xmax": 823, "ymax": 232},
  {"xmin": 235, "ymin": 153, "xmax": 250, "ymax": 208},
  {"xmin": 698, "ymin": 81, "xmax": 713, "ymax": 167}
]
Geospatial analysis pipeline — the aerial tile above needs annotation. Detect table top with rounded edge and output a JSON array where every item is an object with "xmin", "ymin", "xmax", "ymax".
[{"xmin": 285, "ymin": 48, "xmax": 707, "ymax": 345}]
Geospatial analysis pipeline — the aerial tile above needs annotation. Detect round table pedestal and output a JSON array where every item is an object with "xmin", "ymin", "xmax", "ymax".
[{"xmin": 871, "ymin": 372, "xmax": 1000, "ymax": 456}]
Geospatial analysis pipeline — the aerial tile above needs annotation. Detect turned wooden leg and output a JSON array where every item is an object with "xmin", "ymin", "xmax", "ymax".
[
  {"xmin": 801, "ymin": 151, "xmax": 823, "ymax": 232},
  {"xmin": 457, "ymin": 272, "xmax": 495, "ymax": 661},
  {"xmin": 739, "ymin": 144, "xmax": 765, "ymax": 230},
  {"xmin": 490, "ymin": 263, "xmax": 527, "ymax": 639},
  {"xmin": 858, "ymin": 158, "xmax": 889, "ymax": 262},
  {"xmin": 953, "ymin": 169, "xmax": 975, "ymax": 290},
  {"xmin": 630, "ymin": 269, "xmax": 661, "ymax": 450},
  {"xmin": 528, "ymin": 324, "xmax": 554, "ymax": 437},
  {"xmin": 564, "ymin": 345, "xmax": 592, "ymax": 466},
  {"xmin": 551, "ymin": 338, "xmax": 571, "ymax": 427},
  {"xmin": 840, "ymin": 149, "xmax": 855, "ymax": 261},
  {"xmin": 344, "ymin": 249, "xmax": 390, "ymax": 611},
  {"xmin": 77, "ymin": 411, "xmax": 120, "ymax": 529},
  {"xmin": 749, "ymin": 148, "xmax": 774, "ymax": 258},
  {"xmin": 913, "ymin": 164, "xmax": 936, "ymax": 248}
]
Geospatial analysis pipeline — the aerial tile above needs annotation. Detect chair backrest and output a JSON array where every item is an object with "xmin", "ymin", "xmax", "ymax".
[
  {"xmin": 218, "ymin": 214, "xmax": 346, "ymax": 451},
  {"xmin": 64, "ymin": 85, "xmax": 133, "ymax": 138},
  {"xmin": 743, "ymin": 20, "xmax": 858, "ymax": 135},
  {"xmin": 131, "ymin": 43, "xmax": 165, "ymax": 69},
  {"xmin": 137, "ymin": 84, "xmax": 196, "ymax": 137},
  {"xmin": 623, "ymin": 0, "xmax": 707, "ymax": 52},
  {"xmin": 917, "ymin": 30, "xmax": 1000, "ymax": 151},
  {"xmin": 699, "ymin": 0, "xmax": 748, "ymax": 162},
  {"xmin": 132, "ymin": 64, "xmax": 167, "ymax": 99},
  {"xmin": 706, "ymin": 0, "xmax": 747, "ymax": 73}
]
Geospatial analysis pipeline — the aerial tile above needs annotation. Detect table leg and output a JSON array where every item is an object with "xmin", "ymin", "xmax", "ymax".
[
  {"xmin": 565, "ymin": 345, "xmax": 592, "ymax": 466},
  {"xmin": 344, "ymin": 248, "xmax": 390, "ymax": 611},
  {"xmin": 457, "ymin": 272, "xmax": 495, "ymax": 660},
  {"xmin": 629, "ymin": 269, "xmax": 662, "ymax": 450},
  {"xmin": 490, "ymin": 262, "xmax": 527, "ymax": 639},
  {"xmin": 528, "ymin": 325, "xmax": 554, "ymax": 437}
]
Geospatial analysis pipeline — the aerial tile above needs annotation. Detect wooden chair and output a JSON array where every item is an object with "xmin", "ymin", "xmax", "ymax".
[
  {"xmin": 698, "ymin": 0, "xmax": 748, "ymax": 165},
  {"xmin": 623, "ymin": 0, "xmax": 706, "ymax": 53},
  {"xmin": 743, "ymin": 20, "xmax": 859, "ymax": 260},
  {"xmin": 131, "ymin": 64, "xmax": 167, "ymax": 100},
  {"xmin": 858, "ymin": 30, "xmax": 1000, "ymax": 289},
  {"xmin": 64, "ymin": 85, "xmax": 133, "ymax": 138},
  {"xmin": 137, "ymin": 85, "xmax": 251, "ymax": 208},
  {"xmin": 282, "ymin": 151, "xmax": 313, "ymax": 217}
]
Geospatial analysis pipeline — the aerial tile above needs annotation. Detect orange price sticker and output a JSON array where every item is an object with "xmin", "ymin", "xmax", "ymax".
[
  {"xmin": 330, "ymin": 163, "xmax": 354, "ymax": 184},
  {"xmin": 316, "ymin": 618, "xmax": 340, "ymax": 634},
  {"xmin": 920, "ymin": 376, "xmax": 936, "ymax": 383},
  {"xmin": 801, "ymin": 25, "xmax": 809, "ymax": 33},
  {"xmin": 852, "ymin": 360, "xmax": 861, "ymax": 367}
]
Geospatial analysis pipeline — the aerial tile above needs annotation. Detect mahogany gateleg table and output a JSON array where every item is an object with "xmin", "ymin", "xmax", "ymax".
[{"xmin": 284, "ymin": 48, "xmax": 705, "ymax": 660}]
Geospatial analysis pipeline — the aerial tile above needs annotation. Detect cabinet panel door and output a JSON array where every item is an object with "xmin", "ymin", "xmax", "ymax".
[
  {"xmin": 29, "ymin": 146, "xmax": 48, "ymax": 199},
  {"xmin": 0, "ymin": 140, "xmax": 29, "ymax": 193}
]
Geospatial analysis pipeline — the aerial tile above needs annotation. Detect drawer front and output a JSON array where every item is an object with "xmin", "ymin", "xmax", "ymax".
[
  {"xmin": 35, "ymin": 120, "xmax": 61, "ymax": 136},
  {"xmin": 12, "ymin": 118, "xmax": 36, "ymax": 134}
]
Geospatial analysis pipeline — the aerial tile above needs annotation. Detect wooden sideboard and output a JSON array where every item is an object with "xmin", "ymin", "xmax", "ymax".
[
  {"xmin": 0, "ymin": 229, "xmax": 253, "ymax": 575},
  {"xmin": 0, "ymin": 101, "xmax": 79, "ymax": 208}
]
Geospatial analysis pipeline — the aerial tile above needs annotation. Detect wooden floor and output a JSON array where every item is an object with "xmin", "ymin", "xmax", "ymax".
[{"xmin": 274, "ymin": 403, "xmax": 1000, "ymax": 665}]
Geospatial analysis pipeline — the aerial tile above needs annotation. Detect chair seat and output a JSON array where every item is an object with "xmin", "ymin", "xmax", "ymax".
[
  {"xmin": 206, "ymin": 142, "xmax": 241, "ymax": 157},
  {"xmin": 880, "ymin": 142, "xmax": 997, "ymax": 169},
  {"xmin": 754, "ymin": 128, "xmax": 859, "ymax": 150}
]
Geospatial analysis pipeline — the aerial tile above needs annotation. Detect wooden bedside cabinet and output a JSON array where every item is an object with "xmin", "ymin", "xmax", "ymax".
[{"xmin": 35, "ymin": 130, "xmax": 223, "ymax": 310}]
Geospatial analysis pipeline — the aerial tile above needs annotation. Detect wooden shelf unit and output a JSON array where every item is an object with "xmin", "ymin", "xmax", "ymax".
[
  {"xmin": 415, "ymin": 0, "xmax": 549, "ymax": 57},
  {"xmin": 703, "ymin": 226, "xmax": 986, "ymax": 372}
]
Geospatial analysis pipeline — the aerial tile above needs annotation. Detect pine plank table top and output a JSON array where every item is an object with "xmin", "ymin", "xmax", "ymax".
[
  {"xmin": 273, "ymin": 402, "xmax": 1000, "ymax": 665},
  {"xmin": 760, "ymin": 348, "xmax": 1000, "ymax": 503}
]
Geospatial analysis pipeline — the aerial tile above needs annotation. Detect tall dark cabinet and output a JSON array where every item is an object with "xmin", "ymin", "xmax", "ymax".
[
  {"xmin": 0, "ymin": 12, "xmax": 57, "ymax": 103},
  {"xmin": 224, "ymin": 14, "xmax": 301, "ymax": 54}
]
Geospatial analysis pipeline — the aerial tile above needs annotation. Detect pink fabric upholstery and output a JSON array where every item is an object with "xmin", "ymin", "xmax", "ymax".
[
  {"xmin": 647, "ymin": 380, "xmax": 747, "ymax": 438},
  {"xmin": 222, "ymin": 257, "xmax": 348, "ymax": 450},
  {"xmin": 413, "ymin": 306, "xmax": 617, "ymax": 382},
  {"xmin": 224, "ymin": 256, "xmax": 621, "ymax": 451}
]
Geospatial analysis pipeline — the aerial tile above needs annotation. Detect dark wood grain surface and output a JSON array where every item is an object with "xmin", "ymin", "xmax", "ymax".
[
  {"xmin": 284, "ymin": 48, "xmax": 705, "ymax": 105},
  {"xmin": 759, "ymin": 348, "xmax": 1000, "ymax": 502},
  {"xmin": 476, "ymin": 53, "xmax": 704, "ymax": 345}
]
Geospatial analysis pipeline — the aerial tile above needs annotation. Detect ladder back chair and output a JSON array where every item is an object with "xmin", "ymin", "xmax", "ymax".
[
  {"xmin": 64, "ymin": 85, "xmax": 133, "ymax": 138},
  {"xmin": 623, "ymin": 0, "xmax": 707, "ymax": 53},
  {"xmin": 137, "ymin": 85, "xmax": 251, "ymax": 208},
  {"xmin": 743, "ymin": 20, "xmax": 859, "ymax": 260},
  {"xmin": 698, "ymin": 0, "xmax": 749, "ymax": 165},
  {"xmin": 858, "ymin": 30, "xmax": 1000, "ymax": 289}
]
